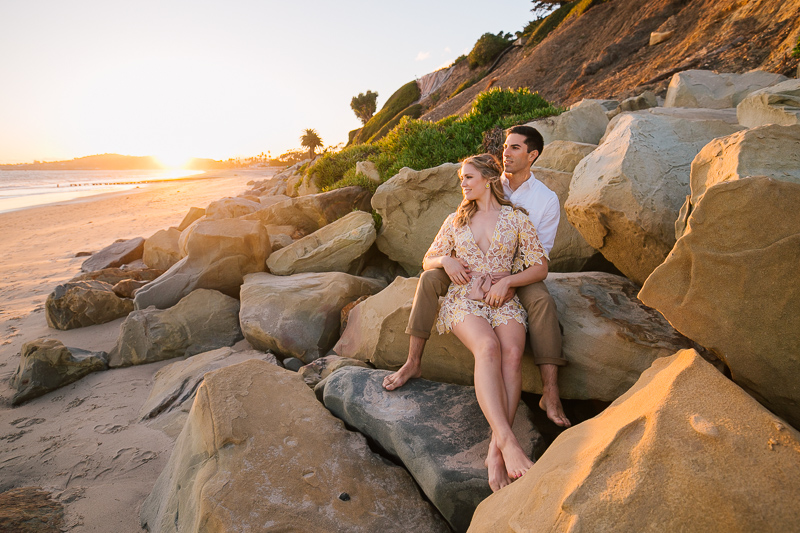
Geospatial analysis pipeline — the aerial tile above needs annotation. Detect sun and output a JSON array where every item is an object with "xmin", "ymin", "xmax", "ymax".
[{"xmin": 156, "ymin": 153, "xmax": 193, "ymax": 169}]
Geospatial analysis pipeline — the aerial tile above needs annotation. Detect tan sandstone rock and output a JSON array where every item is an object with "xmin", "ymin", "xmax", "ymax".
[
  {"xmin": 372, "ymin": 163, "xmax": 462, "ymax": 275},
  {"xmin": 244, "ymin": 186, "xmax": 372, "ymax": 234},
  {"xmin": 334, "ymin": 273, "xmax": 703, "ymax": 401},
  {"xmin": 468, "ymin": 350, "xmax": 800, "ymax": 532},
  {"xmin": 266, "ymin": 211, "xmax": 376, "ymax": 275},
  {"xmin": 177, "ymin": 207, "xmax": 205, "ymax": 231},
  {"xmin": 639, "ymin": 177, "xmax": 800, "ymax": 429},
  {"xmin": 143, "ymin": 227, "xmax": 182, "ymax": 271},
  {"xmin": 298, "ymin": 354, "xmax": 371, "ymax": 388},
  {"xmin": 534, "ymin": 140, "xmax": 596, "ymax": 174},
  {"xmin": 140, "ymin": 359, "xmax": 448, "ymax": 533},
  {"xmin": 665, "ymin": 69, "xmax": 787, "ymax": 109},
  {"xmin": 531, "ymin": 167, "xmax": 597, "ymax": 272},
  {"xmin": 526, "ymin": 101, "xmax": 609, "ymax": 145},
  {"xmin": 737, "ymin": 78, "xmax": 800, "ymax": 128},
  {"xmin": 239, "ymin": 272, "xmax": 385, "ymax": 363},
  {"xmin": 675, "ymin": 124, "xmax": 800, "ymax": 239},
  {"xmin": 355, "ymin": 160, "xmax": 382, "ymax": 183},
  {"xmin": 80, "ymin": 237, "xmax": 145, "ymax": 272},
  {"xmin": 566, "ymin": 111, "xmax": 742, "ymax": 284},
  {"xmin": 204, "ymin": 196, "xmax": 264, "ymax": 219},
  {"xmin": 45, "ymin": 280, "xmax": 134, "ymax": 330},
  {"xmin": 139, "ymin": 346, "xmax": 278, "ymax": 437},
  {"xmin": 110, "ymin": 289, "xmax": 243, "ymax": 368},
  {"xmin": 134, "ymin": 218, "xmax": 270, "ymax": 310},
  {"xmin": 649, "ymin": 29, "xmax": 673, "ymax": 46}
]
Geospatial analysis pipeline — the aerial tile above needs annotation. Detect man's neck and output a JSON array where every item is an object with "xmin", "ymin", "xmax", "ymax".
[{"xmin": 504, "ymin": 168, "xmax": 532, "ymax": 192}]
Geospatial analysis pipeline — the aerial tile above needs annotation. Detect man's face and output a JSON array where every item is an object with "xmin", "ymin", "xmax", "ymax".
[{"xmin": 502, "ymin": 133, "xmax": 538, "ymax": 175}]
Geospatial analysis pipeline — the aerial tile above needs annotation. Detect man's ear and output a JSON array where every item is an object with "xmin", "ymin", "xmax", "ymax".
[{"xmin": 527, "ymin": 149, "xmax": 539, "ymax": 165}]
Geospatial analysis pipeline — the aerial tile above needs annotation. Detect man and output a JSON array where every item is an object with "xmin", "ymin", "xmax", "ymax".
[{"xmin": 382, "ymin": 125, "xmax": 570, "ymax": 428}]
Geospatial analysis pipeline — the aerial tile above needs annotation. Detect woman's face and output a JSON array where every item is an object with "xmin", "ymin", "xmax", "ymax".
[{"xmin": 460, "ymin": 163, "xmax": 489, "ymax": 201}]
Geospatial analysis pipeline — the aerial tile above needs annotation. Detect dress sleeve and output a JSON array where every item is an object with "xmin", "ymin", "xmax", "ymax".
[
  {"xmin": 423, "ymin": 213, "xmax": 456, "ymax": 265},
  {"xmin": 512, "ymin": 209, "xmax": 548, "ymax": 273}
]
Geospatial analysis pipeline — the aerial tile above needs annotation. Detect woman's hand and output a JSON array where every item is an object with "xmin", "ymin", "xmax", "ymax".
[
  {"xmin": 485, "ymin": 277, "xmax": 511, "ymax": 307},
  {"xmin": 442, "ymin": 257, "xmax": 471, "ymax": 285}
]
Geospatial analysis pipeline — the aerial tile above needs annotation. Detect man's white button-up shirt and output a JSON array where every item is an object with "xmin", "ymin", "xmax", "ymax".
[{"xmin": 501, "ymin": 171, "xmax": 560, "ymax": 255}]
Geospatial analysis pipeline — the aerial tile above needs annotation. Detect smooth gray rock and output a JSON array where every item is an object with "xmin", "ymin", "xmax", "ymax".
[
  {"xmin": 11, "ymin": 338, "xmax": 108, "ymax": 405},
  {"xmin": 239, "ymin": 272, "xmax": 385, "ymax": 364},
  {"xmin": 324, "ymin": 367, "xmax": 544, "ymax": 533},
  {"xmin": 81, "ymin": 237, "xmax": 145, "ymax": 272},
  {"xmin": 109, "ymin": 289, "xmax": 242, "ymax": 368},
  {"xmin": 45, "ymin": 280, "xmax": 134, "ymax": 330}
]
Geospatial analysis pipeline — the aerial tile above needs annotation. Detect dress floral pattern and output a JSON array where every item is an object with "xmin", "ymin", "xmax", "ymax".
[{"xmin": 424, "ymin": 205, "xmax": 548, "ymax": 334}]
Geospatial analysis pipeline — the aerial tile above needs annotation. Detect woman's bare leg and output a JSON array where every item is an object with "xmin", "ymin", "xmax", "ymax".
[{"xmin": 452, "ymin": 315, "xmax": 534, "ymax": 482}]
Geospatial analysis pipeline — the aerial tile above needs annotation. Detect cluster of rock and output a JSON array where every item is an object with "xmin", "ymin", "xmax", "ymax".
[{"xmin": 9, "ymin": 69, "xmax": 800, "ymax": 531}]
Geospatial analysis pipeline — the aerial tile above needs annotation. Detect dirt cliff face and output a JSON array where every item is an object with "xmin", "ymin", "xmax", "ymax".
[{"xmin": 422, "ymin": 0, "xmax": 800, "ymax": 121}]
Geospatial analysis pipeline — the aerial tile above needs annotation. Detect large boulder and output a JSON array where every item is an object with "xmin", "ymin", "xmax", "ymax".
[
  {"xmin": 665, "ymin": 69, "xmax": 787, "ymax": 109},
  {"xmin": 139, "ymin": 346, "xmax": 278, "ymax": 437},
  {"xmin": 134, "ymin": 218, "xmax": 270, "ymax": 310},
  {"xmin": 468, "ymin": 350, "xmax": 800, "ymax": 532},
  {"xmin": 534, "ymin": 141, "xmax": 596, "ymax": 174},
  {"xmin": 531, "ymin": 167, "xmax": 597, "ymax": 272},
  {"xmin": 675, "ymin": 124, "xmax": 800, "ymax": 238},
  {"xmin": 10, "ymin": 339, "xmax": 108, "ymax": 405},
  {"xmin": 45, "ymin": 280, "xmax": 134, "ymax": 330},
  {"xmin": 140, "ymin": 360, "xmax": 448, "ymax": 533},
  {"xmin": 204, "ymin": 196, "xmax": 264, "ymax": 219},
  {"xmin": 372, "ymin": 163, "xmax": 462, "ymax": 275},
  {"xmin": 266, "ymin": 211, "xmax": 376, "ymax": 275},
  {"xmin": 142, "ymin": 227, "xmax": 182, "ymax": 271},
  {"xmin": 297, "ymin": 354, "xmax": 371, "ymax": 388},
  {"xmin": 109, "ymin": 289, "xmax": 242, "ymax": 368},
  {"xmin": 525, "ymin": 101, "xmax": 609, "ymax": 145},
  {"xmin": 239, "ymin": 272, "xmax": 385, "ymax": 363},
  {"xmin": 737, "ymin": 78, "xmax": 800, "ymax": 128},
  {"xmin": 80, "ymin": 237, "xmax": 144, "ymax": 272},
  {"xmin": 177, "ymin": 207, "xmax": 205, "ymax": 231},
  {"xmin": 639, "ymin": 177, "xmax": 800, "ymax": 429},
  {"xmin": 334, "ymin": 273, "xmax": 703, "ymax": 401},
  {"xmin": 566, "ymin": 111, "xmax": 742, "ymax": 284},
  {"xmin": 600, "ymin": 107, "xmax": 740, "ymax": 144},
  {"xmin": 243, "ymin": 186, "xmax": 372, "ymax": 234},
  {"xmin": 324, "ymin": 367, "xmax": 543, "ymax": 533}
]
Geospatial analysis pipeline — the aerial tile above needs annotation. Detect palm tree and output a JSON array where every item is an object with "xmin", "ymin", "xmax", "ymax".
[{"xmin": 300, "ymin": 128, "xmax": 323, "ymax": 160}]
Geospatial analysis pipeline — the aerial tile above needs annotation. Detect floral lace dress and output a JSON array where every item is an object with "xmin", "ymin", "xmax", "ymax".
[{"xmin": 424, "ymin": 205, "xmax": 548, "ymax": 334}]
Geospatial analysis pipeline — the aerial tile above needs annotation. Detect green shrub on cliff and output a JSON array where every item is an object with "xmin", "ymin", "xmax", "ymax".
[
  {"xmin": 308, "ymin": 87, "xmax": 563, "ymax": 191},
  {"xmin": 525, "ymin": 0, "xmax": 606, "ymax": 48},
  {"xmin": 353, "ymin": 81, "xmax": 421, "ymax": 144},
  {"xmin": 793, "ymin": 35, "xmax": 800, "ymax": 58},
  {"xmin": 468, "ymin": 32, "xmax": 514, "ymax": 69}
]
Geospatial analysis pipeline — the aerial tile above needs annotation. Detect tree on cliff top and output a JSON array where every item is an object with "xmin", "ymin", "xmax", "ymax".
[
  {"xmin": 351, "ymin": 91, "xmax": 379, "ymax": 125},
  {"xmin": 300, "ymin": 129, "xmax": 323, "ymax": 160}
]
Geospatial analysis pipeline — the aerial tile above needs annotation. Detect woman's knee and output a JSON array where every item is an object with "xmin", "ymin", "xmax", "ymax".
[
  {"xmin": 473, "ymin": 337, "xmax": 501, "ymax": 362},
  {"xmin": 501, "ymin": 345, "xmax": 524, "ymax": 370}
]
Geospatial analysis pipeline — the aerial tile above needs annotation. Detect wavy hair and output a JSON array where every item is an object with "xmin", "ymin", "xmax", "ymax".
[{"xmin": 454, "ymin": 153, "xmax": 525, "ymax": 227}]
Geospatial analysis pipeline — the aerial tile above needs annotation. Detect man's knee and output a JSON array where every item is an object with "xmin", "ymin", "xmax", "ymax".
[
  {"xmin": 419, "ymin": 268, "xmax": 451, "ymax": 298},
  {"xmin": 518, "ymin": 282, "xmax": 556, "ymax": 316}
]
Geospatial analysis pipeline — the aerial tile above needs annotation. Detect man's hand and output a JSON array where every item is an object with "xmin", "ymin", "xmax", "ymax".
[{"xmin": 442, "ymin": 257, "xmax": 471, "ymax": 285}]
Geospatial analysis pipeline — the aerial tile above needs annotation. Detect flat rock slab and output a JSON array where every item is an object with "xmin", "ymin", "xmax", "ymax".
[
  {"xmin": 141, "ymin": 359, "xmax": 448, "ymax": 533},
  {"xmin": 11, "ymin": 338, "xmax": 107, "ymax": 405},
  {"xmin": 737, "ymin": 78, "xmax": 800, "ymax": 128},
  {"xmin": 81, "ymin": 237, "xmax": 145, "ymax": 272},
  {"xmin": 139, "ymin": 346, "xmax": 278, "ymax": 437},
  {"xmin": 45, "ymin": 280, "xmax": 134, "ymax": 330},
  {"xmin": 324, "ymin": 367, "xmax": 543, "ymax": 533},
  {"xmin": 640, "ymin": 177, "xmax": 800, "ymax": 429},
  {"xmin": 665, "ymin": 69, "xmax": 787, "ymax": 109},
  {"xmin": 469, "ymin": 350, "xmax": 800, "ymax": 532},
  {"xmin": 109, "ymin": 289, "xmax": 242, "ymax": 368}
]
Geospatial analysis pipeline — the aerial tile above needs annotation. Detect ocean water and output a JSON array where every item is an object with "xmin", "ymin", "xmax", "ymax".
[{"xmin": 0, "ymin": 169, "xmax": 206, "ymax": 214}]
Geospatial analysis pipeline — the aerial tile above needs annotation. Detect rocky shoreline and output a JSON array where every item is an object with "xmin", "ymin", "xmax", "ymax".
[{"xmin": 2, "ymin": 71, "xmax": 800, "ymax": 531}]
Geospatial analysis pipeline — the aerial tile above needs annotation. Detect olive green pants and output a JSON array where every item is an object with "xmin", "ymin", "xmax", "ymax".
[{"xmin": 405, "ymin": 268, "xmax": 566, "ymax": 366}]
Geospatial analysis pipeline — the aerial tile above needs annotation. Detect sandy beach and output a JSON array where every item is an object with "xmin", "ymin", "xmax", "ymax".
[{"xmin": 0, "ymin": 170, "xmax": 273, "ymax": 531}]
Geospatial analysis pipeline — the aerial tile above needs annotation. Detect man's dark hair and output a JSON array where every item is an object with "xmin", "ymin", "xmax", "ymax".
[{"xmin": 505, "ymin": 125, "xmax": 544, "ymax": 159}]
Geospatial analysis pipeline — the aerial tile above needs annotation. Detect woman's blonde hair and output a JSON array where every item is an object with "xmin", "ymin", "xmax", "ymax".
[{"xmin": 454, "ymin": 153, "xmax": 523, "ymax": 227}]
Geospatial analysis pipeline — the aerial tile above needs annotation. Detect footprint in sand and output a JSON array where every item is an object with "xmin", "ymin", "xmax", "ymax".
[
  {"xmin": 11, "ymin": 417, "xmax": 46, "ymax": 428},
  {"xmin": 93, "ymin": 424, "xmax": 126, "ymax": 434}
]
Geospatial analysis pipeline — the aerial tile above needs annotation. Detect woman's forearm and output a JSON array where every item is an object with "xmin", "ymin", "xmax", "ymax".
[{"xmin": 506, "ymin": 259, "xmax": 548, "ymax": 287}]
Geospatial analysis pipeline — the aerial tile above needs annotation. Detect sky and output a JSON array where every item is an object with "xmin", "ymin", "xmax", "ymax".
[{"xmin": 0, "ymin": 0, "xmax": 537, "ymax": 165}]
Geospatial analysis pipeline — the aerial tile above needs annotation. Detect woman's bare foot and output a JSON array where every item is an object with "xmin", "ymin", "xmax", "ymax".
[
  {"xmin": 498, "ymin": 438, "xmax": 534, "ymax": 479},
  {"xmin": 539, "ymin": 390, "xmax": 571, "ymax": 427},
  {"xmin": 485, "ymin": 437, "xmax": 512, "ymax": 492},
  {"xmin": 382, "ymin": 360, "xmax": 421, "ymax": 390}
]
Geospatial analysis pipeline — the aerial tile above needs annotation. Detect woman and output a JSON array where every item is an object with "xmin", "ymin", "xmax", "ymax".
[{"xmin": 422, "ymin": 153, "xmax": 547, "ymax": 492}]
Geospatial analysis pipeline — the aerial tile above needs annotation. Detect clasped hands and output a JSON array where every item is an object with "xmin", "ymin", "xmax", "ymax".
[{"xmin": 441, "ymin": 257, "xmax": 514, "ymax": 307}]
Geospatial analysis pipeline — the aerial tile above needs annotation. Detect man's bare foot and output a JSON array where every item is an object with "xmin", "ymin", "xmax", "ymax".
[
  {"xmin": 382, "ymin": 360, "xmax": 421, "ymax": 390},
  {"xmin": 485, "ymin": 437, "xmax": 512, "ymax": 492},
  {"xmin": 539, "ymin": 390, "xmax": 571, "ymax": 427},
  {"xmin": 498, "ymin": 440, "xmax": 534, "ymax": 480}
]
